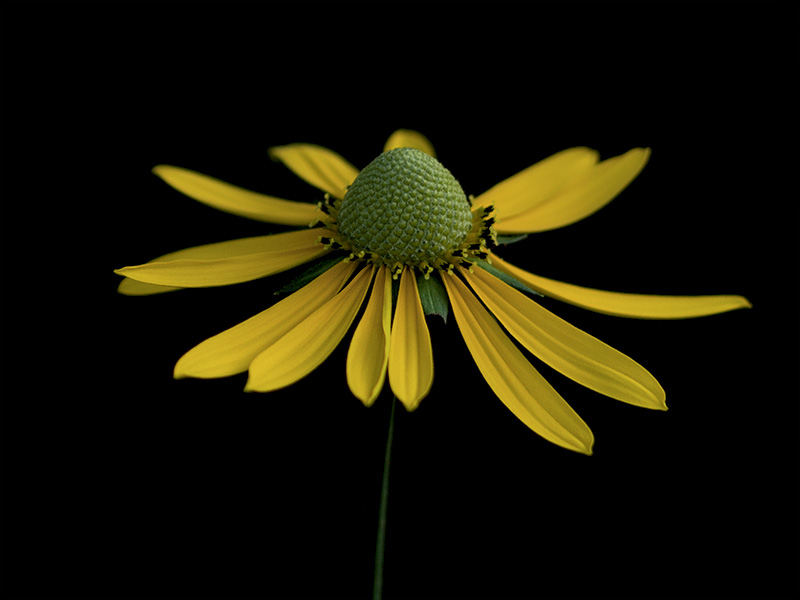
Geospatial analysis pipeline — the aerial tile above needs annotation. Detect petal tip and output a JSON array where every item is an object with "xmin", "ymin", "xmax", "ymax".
[
  {"xmin": 242, "ymin": 371, "xmax": 258, "ymax": 392},
  {"xmin": 655, "ymin": 394, "xmax": 668, "ymax": 411},
  {"xmin": 114, "ymin": 267, "xmax": 145, "ymax": 285},
  {"xmin": 393, "ymin": 390, "xmax": 427, "ymax": 412},
  {"xmin": 654, "ymin": 388, "xmax": 668, "ymax": 411},
  {"xmin": 384, "ymin": 129, "xmax": 436, "ymax": 157},
  {"xmin": 571, "ymin": 424, "xmax": 595, "ymax": 456},
  {"xmin": 173, "ymin": 361, "xmax": 188, "ymax": 380},
  {"xmin": 349, "ymin": 386, "xmax": 381, "ymax": 408},
  {"xmin": 115, "ymin": 275, "xmax": 134, "ymax": 295},
  {"xmin": 113, "ymin": 265, "xmax": 146, "ymax": 282},
  {"xmin": 266, "ymin": 146, "xmax": 282, "ymax": 161},
  {"xmin": 151, "ymin": 164, "xmax": 173, "ymax": 180}
]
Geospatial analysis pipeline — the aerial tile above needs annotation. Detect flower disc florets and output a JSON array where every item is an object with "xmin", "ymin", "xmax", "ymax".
[{"xmin": 337, "ymin": 148, "xmax": 473, "ymax": 266}]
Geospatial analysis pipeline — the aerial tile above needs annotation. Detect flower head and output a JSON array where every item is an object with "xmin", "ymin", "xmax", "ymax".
[
  {"xmin": 338, "ymin": 147, "xmax": 473, "ymax": 267},
  {"xmin": 115, "ymin": 130, "xmax": 751, "ymax": 454}
]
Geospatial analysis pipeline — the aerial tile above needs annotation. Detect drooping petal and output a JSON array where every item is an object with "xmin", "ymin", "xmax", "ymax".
[
  {"xmin": 388, "ymin": 267, "xmax": 434, "ymax": 411},
  {"xmin": 491, "ymin": 255, "xmax": 753, "ymax": 319},
  {"xmin": 268, "ymin": 143, "xmax": 359, "ymax": 199},
  {"xmin": 472, "ymin": 147, "xmax": 599, "ymax": 218},
  {"xmin": 174, "ymin": 261, "xmax": 357, "ymax": 379},
  {"xmin": 494, "ymin": 148, "xmax": 651, "ymax": 233},
  {"xmin": 245, "ymin": 266, "xmax": 374, "ymax": 393},
  {"xmin": 126, "ymin": 230, "xmax": 324, "ymax": 263},
  {"xmin": 152, "ymin": 165, "xmax": 320, "ymax": 226},
  {"xmin": 383, "ymin": 129, "xmax": 436, "ymax": 157},
  {"xmin": 347, "ymin": 265, "xmax": 392, "ymax": 406},
  {"xmin": 441, "ymin": 272, "xmax": 594, "ymax": 455},
  {"xmin": 462, "ymin": 266, "xmax": 666, "ymax": 410},
  {"xmin": 114, "ymin": 228, "xmax": 328, "ymax": 288},
  {"xmin": 118, "ymin": 278, "xmax": 181, "ymax": 296},
  {"xmin": 117, "ymin": 230, "xmax": 335, "ymax": 296}
]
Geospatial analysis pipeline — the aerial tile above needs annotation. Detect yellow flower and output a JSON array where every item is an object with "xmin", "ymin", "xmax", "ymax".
[{"xmin": 115, "ymin": 129, "xmax": 751, "ymax": 454}]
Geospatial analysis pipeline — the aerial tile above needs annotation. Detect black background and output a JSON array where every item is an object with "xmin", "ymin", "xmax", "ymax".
[{"xmin": 2, "ymin": 2, "xmax": 798, "ymax": 599}]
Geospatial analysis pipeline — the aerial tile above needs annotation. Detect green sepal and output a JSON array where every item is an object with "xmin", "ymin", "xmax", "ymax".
[
  {"xmin": 273, "ymin": 253, "xmax": 345, "ymax": 295},
  {"xmin": 475, "ymin": 260, "xmax": 543, "ymax": 297},
  {"xmin": 495, "ymin": 233, "xmax": 529, "ymax": 245},
  {"xmin": 416, "ymin": 271, "xmax": 449, "ymax": 323}
]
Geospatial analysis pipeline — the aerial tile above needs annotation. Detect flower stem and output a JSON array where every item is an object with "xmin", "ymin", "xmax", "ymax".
[{"xmin": 373, "ymin": 397, "xmax": 396, "ymax": 600}]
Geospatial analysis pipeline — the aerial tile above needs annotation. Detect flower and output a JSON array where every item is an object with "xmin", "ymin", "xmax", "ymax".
[{"xmin": 115, "ymin": 129, "xmax": 751, "ymax": 454}]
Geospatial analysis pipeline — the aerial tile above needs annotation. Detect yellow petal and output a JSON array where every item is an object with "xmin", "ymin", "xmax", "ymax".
[
  {"xmin": 153, "ymin": 165, "xmax": 320, "ymax": 226},
  {"xmin": 117, "ymin": 278, "xmax": 181, "ymax": 296},
  {"xmin": 472, "ymin": 147, "xmax": 598, "ymax": 218},
  {"xmin": 383, "ymin": 129, "xmax": 436, "ymax": 157},
  {"xmin": 114, "ymin": 228, "xmax": 328, "ymax": 288},
  {"xmin": 494, "ymin": 148, "xmax": 651, "ymax": 233},
  {"xmin": 117, "ymin": 230, "xmax": 332, "ymax": 295},
  {"xmin": 492, "ymin": 255, "xmax": 753, "ymax": 319},
  {"xmin": 441, "ymin": 272, "xmax": 594, "ymax": 454},
  {"xmin": 268, "ymin": 143, "xmax": 359, "ymax": 199},
  {"xmin": 388, "ymin": 268, "xmax": 434, "ymax": 411},
  {"xmin": 128, "ymin": 230, "xmax": 324, "ymax": 263},
  {"xmin": 245, "ymin": 266, "xmax": 374, "ymax": 392},
  {"xmin": 347, "ymin": 265, "xmax": 392, "ymax": 406},
  {"xmin": 462, "ymin": 266, "xmax": 666, "ymax": 410},
  {"xmin": 174, "ymin": 261, "xmax": 357, "ymax": 379}
]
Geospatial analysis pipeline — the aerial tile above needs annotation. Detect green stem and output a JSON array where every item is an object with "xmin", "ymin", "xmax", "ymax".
[{"xmin": 373, "ymin": 397, "xmax": 396, "ymax": 600}]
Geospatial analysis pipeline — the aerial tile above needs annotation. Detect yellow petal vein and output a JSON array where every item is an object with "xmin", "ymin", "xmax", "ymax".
[
  {"xmin": 388, "ymin": 268, "xmax": 434, "ymax": 410},
  {"xmin": 441, "ymin": 272, "xmax": 594, "ymax": 454},
  {"xmin": 115, "ymin": 229, "xmax": 328, "ymax": 288},
  {"xmin": 462, "ymin": 266, "xmax": 666, "ymax": 409},
  {"xmin": 473, "ymin": 147, "xmax": 599, "ymax": 219},
  {"xmin": 347, "ymin": 265, "xmax": 392, "ymax": 406},
  {"xmin": 268, "ymin": 143, "xmax": 359, "ymax": 199},
  {"xmin": 495, "ymin": 148, "xmax": 651, "ymax": 233},
  {"xmin": 152, "ymin": 165, "xmax": 320, "ymax": 226},
  {"xmin": 173, "ymin": 261, "xmax": 357, "ymax": 379},
  {"xmin": 492, "ymin": 256, "xmax": 752, "ymax": 319},
  {"xmin": 117, "ymin": 230, "xmax": 331, "ymax": 296},
  {"xmin": 245, "ymin": 266, "xmax": 373, "ymax": 392}
]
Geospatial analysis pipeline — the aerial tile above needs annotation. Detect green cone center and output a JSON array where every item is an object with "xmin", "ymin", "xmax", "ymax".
[{"xmin": 337, "ymin": 148, "xmax": 473, "ymax": 265}]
